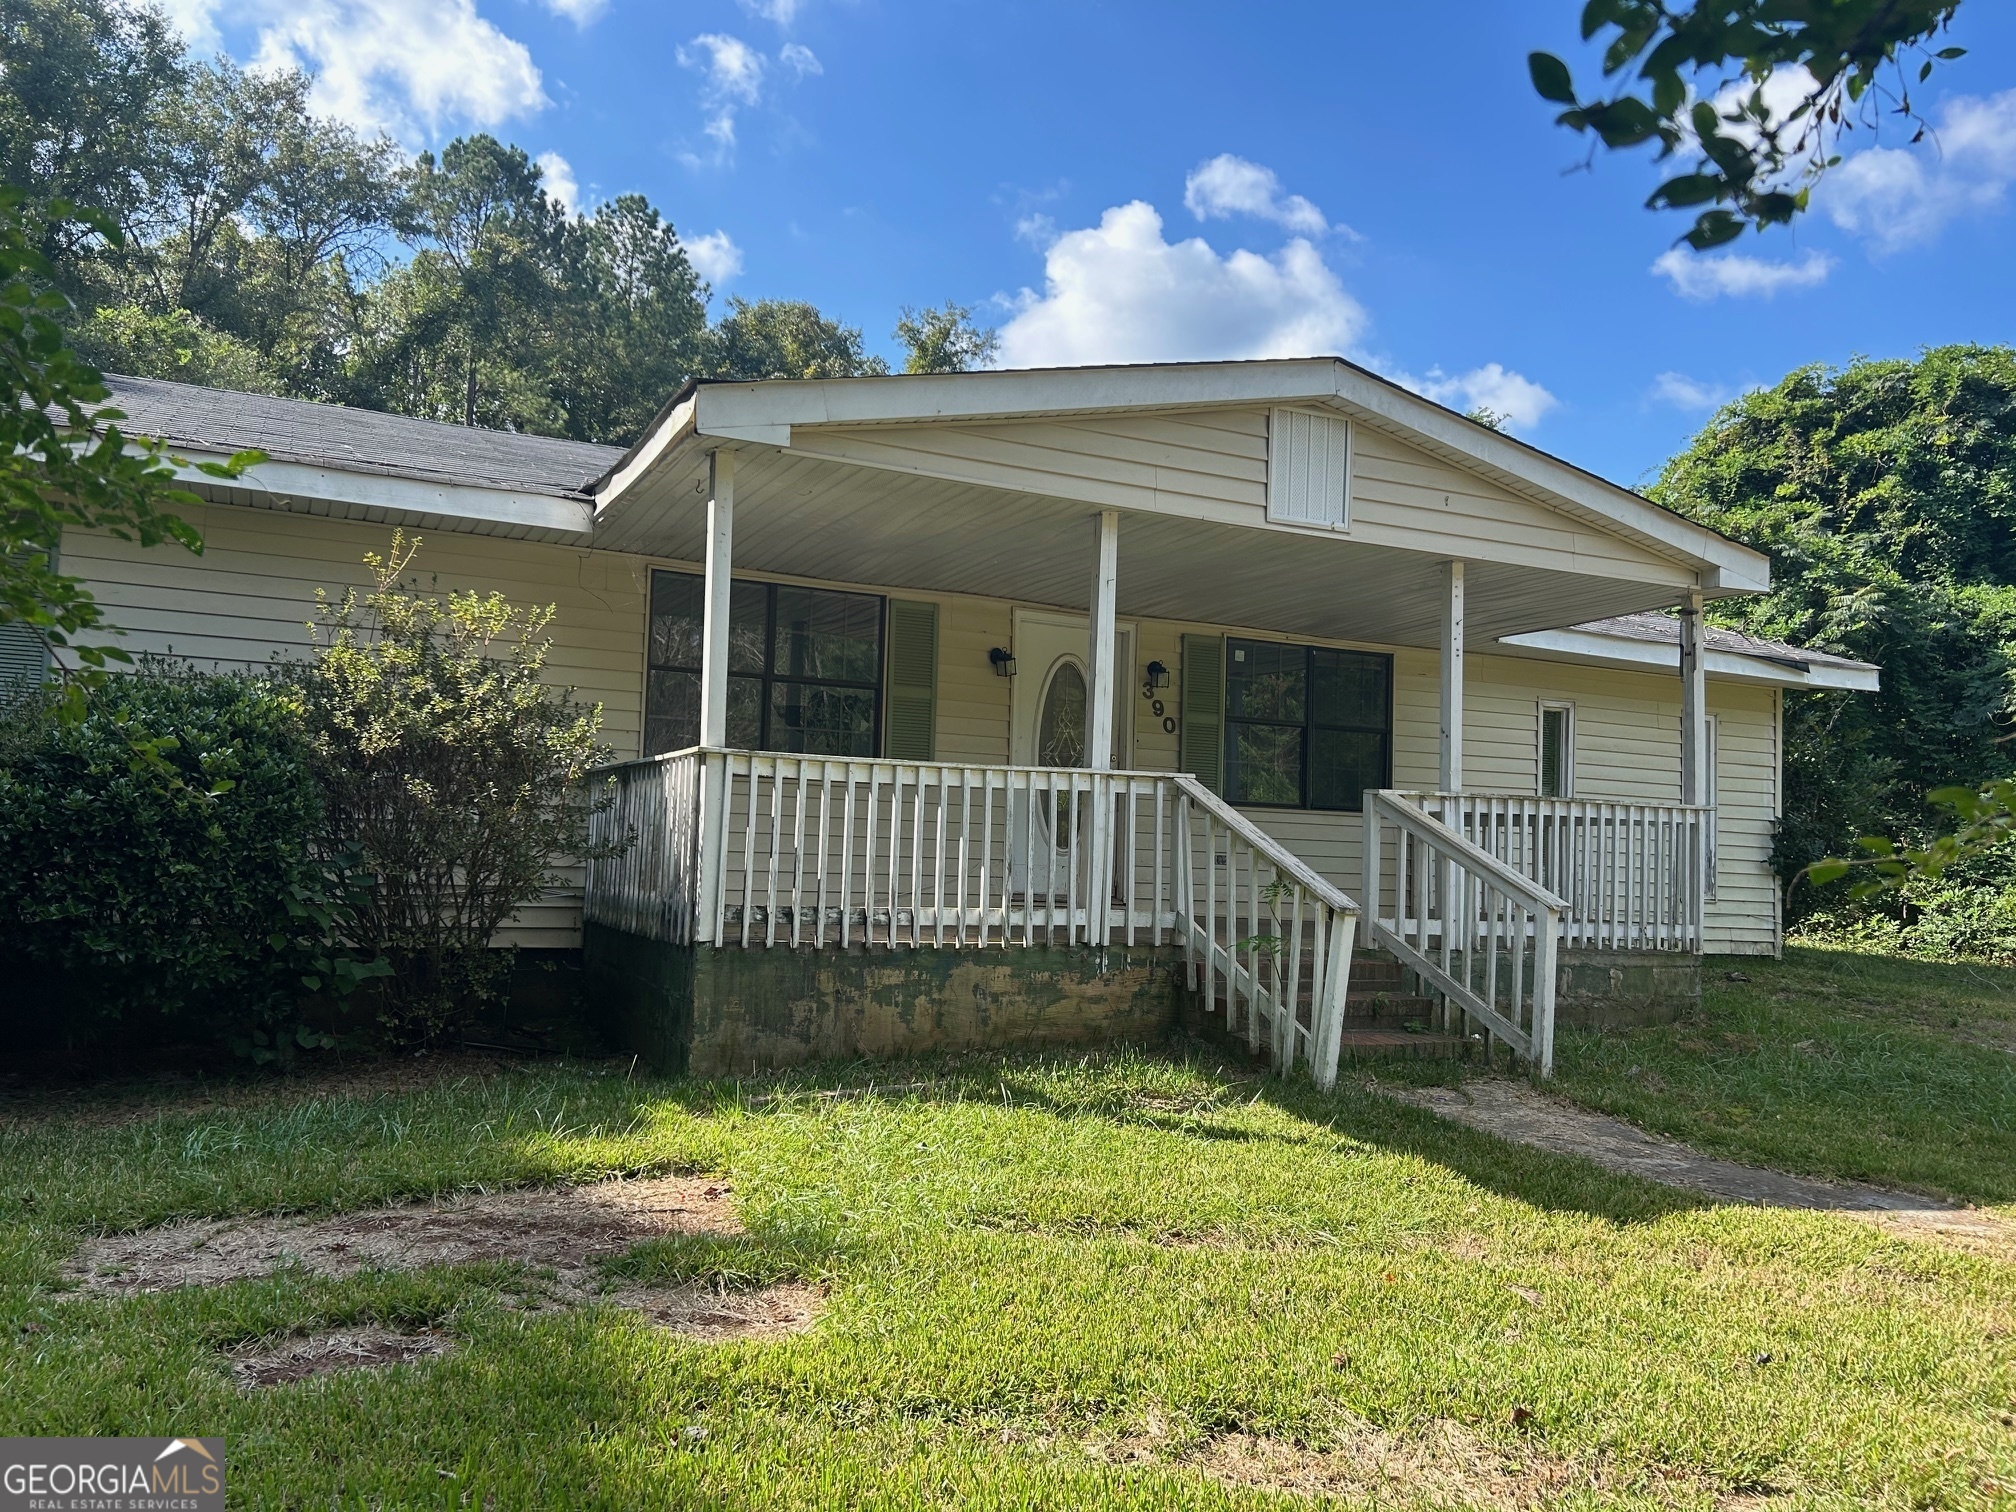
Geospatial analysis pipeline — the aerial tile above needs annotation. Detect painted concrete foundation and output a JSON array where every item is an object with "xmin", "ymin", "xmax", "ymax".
[
  {"xmin": 1554, "ymin": 948, "xmax": 1702, "ymax": 1028},
  {"xmin": 584, "ymin": 923, "xmax": 1185, "ymax": 1077}
]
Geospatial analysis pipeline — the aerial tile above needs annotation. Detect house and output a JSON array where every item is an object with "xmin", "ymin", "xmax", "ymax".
[{"xmin": 28, "ymin": 361, "xmax": 1878, "ymax": 1084}]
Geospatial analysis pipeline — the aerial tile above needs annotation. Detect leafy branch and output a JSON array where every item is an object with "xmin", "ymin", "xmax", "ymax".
[
  {"xmin": 1803, "ymin": 778, "xmax": 2016, "ymax": 897},
  {"xmin": 1530, "ymin": 1, "xmax": 1966, "ymax": 248}
]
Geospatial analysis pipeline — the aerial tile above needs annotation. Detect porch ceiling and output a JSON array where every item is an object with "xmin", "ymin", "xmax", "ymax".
[{"xmin": 592, "ymin": 444, "xmax": 1703, "ymax": 649}]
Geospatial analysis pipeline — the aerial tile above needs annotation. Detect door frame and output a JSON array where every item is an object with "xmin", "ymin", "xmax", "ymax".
[{"xmin": 1009, "ymin": 607, "xmax": 1136, "ymax": 768}]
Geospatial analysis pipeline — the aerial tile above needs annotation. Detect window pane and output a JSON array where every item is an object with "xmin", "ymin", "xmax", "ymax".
[
  {"xmin": 728, "ymin": 581, "xmax": 767, "ymax": 674},
  {"xmin": 1310, "ymin": 729, "xmax": 1385, "ymax": 810},
  {"xmin": 772, "ymin": 584, "xmax": 881, "ymax": 684},
  {"xmin": 768, "ymin": 682, "xmax": 877, "ymax": 756},
  {"xmin": 643, "ymin": 668, "xmax": 699, "ymax": 755},
  {"xmin": 1312, "ymin": 649, "xmax": 1388, "ymax": 730},
  {"xmin": 1540, "ymin": 708, "xmax": 1567, "ymax": 797},
  {"xmin": 648, "ymin": 571, "xmax": 704, "ymax": 670},
  {"xmin": 647, "ymin": 571, "xmax": 767, "ymax": 674},
  {"xmin": 1228, "ymin": 722, "xmax": 1303, "ymax": 805},
  {"xmin": 1226, "ymin": 639, "xmax": 1304, "ymax": 722},
  {"xmin": 728, "ymin": 675, "xmax": 763, "ymax": 749}
]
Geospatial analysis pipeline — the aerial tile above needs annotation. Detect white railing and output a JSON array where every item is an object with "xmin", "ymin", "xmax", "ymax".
[
  {"xmin": 583, "ymin": 749, "xmax": 1362, "ymax": 1088},
  {"xmin": 585, "ymin": 747, "xmax": 703, "ymax": 945},
  {"xmin": 1364, "ymin": 790, "xmax": 1562, "ymax": 1076},
  {"xmin": 1395, "ymin": 792, "xmax": 1708, "ymax": 951},
  {"xmin": 1175, "ymin": 776, "xmax": 1359, "ymax": 1087}
]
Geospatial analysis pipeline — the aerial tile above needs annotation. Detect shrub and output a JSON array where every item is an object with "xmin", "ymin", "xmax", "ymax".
[
  {"xmin": 0, "ymin": 663, "xmax": 378, "ymax": 1057},
  {"xmin": 294, "ymin": 533, "xmax": 619, "ymax": 1044}
]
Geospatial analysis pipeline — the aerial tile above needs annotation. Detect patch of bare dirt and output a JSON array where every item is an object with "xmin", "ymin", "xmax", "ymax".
[
  {"xmin": 602, "ymin": 1280, "xmax": 823, "ymax": 1340},
  {"xmin": 1097, "ymin": 1426, "xmax": 1765, "ymax": 1510},
  {"xmin": 69, "ymin": 1175, "xmax": 741, "ymax": 1293},
  {"xmin": 231, "ymin": 1327, "xmax": 450, "ymax": 1388},
  {"xmin": 1386, "ymin": 1078, "xmax": 2016, "ymax": 1253}
]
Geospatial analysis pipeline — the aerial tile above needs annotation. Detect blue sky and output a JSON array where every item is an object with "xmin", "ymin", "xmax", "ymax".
[{"xmin": 171, "ymin": 0, "xmax": 2016, "ymax": 487}]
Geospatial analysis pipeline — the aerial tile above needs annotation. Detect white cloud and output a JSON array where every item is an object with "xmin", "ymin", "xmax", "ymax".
[
  {"xmin": 778, "ymin": 42, "xmax": 821, "ymax": 79},
  {"xmin": 1650, "ymin": 247, "xmax": 1833, "ymax": 300},
  {"xmin": 995, "ymin": 200, "xmax": 1366, "ymax": 368},
  {"xmin": 145, "ymin": 0, "xmax": 224, "ymax": 56},
  {"xmin": 247, "ymin": 0, "xmax": 545, "ymax": 139},
  {"xmin": 679, "ymin": 33, "xmax": 766, "ymax": 105},
  {"xmin": 1182, "ymin": 153, "xmax": 1329, "ymax": 235},
  {"xmin": 535, "ymin": 151, "xmax": 578, "ymax": 212},
  {"xmin": 1823, "ymin": 88, "xmax": 2016, "ymax": 253},
  {"xmin": 737, "ymin": 0, "xmax": 803, "ymax": 25},
  {"xmin": 685, "ymin": 229, "xmax": 743, "ymax": 287},
  {"xmin": 1649, "ymin": 371, "xmax": 1737, "ymax": 412},
  {"xmin": 1410, "ymin": 364, "xmax": 1559, "ymax": 432},
  {"xmin": 542, "ymin": 0, "xmax": 606, "ymax": 24}
]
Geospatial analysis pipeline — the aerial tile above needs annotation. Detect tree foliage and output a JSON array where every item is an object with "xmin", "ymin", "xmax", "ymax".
[
  {"xmin": 1531, "ymin": 1, "xmax": 1967, "ymax": 248},
  {"xmin": 0, "ymin": 0, "xmax": 980, "ymax": 444},
  {"xmin": 895, "ymin": 301, "xmax": 1000, "ymax": 374},
  {"xmin": 1650, "ymin": 345, "xmax": 2016, "ymax": 901},
  {"xmin": 294, "ymin": 533, "xmax": 620, "ymax": 1044}
]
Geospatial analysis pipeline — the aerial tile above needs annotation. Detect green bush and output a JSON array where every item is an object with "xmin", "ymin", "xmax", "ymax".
[
  {"xmin": 1792, "ymin": 850, "xmax": 2016, "ymax": 966},
  {"xmin": 0, "ymin": 664, "xmax": 378, "ymax": 1057},
  {"xmin": 293, "ymin": 532, "xmax": 618, "ymax": 1045}
]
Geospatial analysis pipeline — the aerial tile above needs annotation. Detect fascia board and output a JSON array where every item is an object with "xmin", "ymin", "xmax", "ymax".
[
  {"xmin": 1499, "ymin": 626, "xmax": 1880, "ymax": 691},
  {"xmin": 171, "ymin": 451, "xmax": 594, "ymax": 536}
]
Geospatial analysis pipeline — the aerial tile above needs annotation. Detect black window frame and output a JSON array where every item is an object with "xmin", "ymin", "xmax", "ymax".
[
  {"xmin": 644, "ymin": 568, "xmax": 886, "ymax": 757},
  {"xmin": 1222, "ymin": 638, "xmax": 1392, "ymax": 812}
]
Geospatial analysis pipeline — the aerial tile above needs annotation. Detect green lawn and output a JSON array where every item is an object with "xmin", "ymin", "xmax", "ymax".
[
  {"xmin": 2, "ymin": 1017, "xmax": 2013, "ymax": 1506},
  {"xmin": 1546, "ymin": 944, "xmax": 2016, "ymax": 1205}
]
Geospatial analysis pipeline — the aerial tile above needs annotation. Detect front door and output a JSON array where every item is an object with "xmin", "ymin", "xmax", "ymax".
[{"xmin": 1008, "ymin": 610, "xmax": 1133, "ymax": 898}]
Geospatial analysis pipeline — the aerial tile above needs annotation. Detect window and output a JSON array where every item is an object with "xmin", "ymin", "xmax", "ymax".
[
  {"xmin": 1539, "ymin": 702, "xmax": 1574, "ymax": 798},
  {"xmin": 1222, "ymin": 639, "xmax": 1390, "ymax": 810},
  {"xmin": 644, "ymin": 569, "xmax": 883, "ymax": 757},
  {"xmin": 1705, "ymin": 714, "xmax": 1720, "ymax": 899}
]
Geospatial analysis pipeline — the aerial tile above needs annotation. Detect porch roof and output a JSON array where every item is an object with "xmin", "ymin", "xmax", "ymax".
[
  {"xmin": 1500, "ymin": 612, "xmax": 1880, "ymax": 691},
  {"xmin": 589, "ymin": 358, "xmax": 1773, "ymax": 651}
]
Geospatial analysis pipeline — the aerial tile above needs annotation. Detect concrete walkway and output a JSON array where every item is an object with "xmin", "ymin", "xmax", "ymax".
[{"xmin": 1387, "ymin": 1078, "xmax": 2013, "ymax": 1250}]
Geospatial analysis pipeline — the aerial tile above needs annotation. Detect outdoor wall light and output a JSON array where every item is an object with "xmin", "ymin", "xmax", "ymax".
[
  {"xmin": 989, "ymin": 646, "xmax": 1017, "ymax": 677},
  {"xmin": 1143, "ymin": 659, "xmax": 1170, "ymax": 691}
]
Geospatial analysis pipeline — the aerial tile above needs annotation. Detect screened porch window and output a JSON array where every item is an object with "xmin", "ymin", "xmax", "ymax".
[
  {"xmin": 1222, "ymin": 639, "xmax": 1391, "ymax": 811},
  {"xmin": 644, "ymin": 569, "xmax": 884, "ymax": 757}
]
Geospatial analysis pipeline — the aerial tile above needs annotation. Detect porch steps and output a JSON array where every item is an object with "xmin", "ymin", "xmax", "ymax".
[{"xmin": 1204, "ymin": 950, "xmax": 1469, "ymax": 1063}]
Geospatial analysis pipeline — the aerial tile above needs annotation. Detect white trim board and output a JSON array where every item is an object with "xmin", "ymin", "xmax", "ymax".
[{"xmin": 1498, "ymin": 625, "xmax": 1879, "ymax": 691}]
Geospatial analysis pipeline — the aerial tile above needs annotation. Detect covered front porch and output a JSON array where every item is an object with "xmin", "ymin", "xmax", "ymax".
[{"xmin": 576, "ymin": 366, "xmax": 1752, "ymax": 1086}]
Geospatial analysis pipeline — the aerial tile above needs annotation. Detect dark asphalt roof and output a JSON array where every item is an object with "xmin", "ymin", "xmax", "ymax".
[
  {"xmin": 102, "ymin": 375, "xmax": 622, "ymax": 499},
  {"xmin": 1568, "ymin": 611, "xmax": 1877, "ymax": 672}
]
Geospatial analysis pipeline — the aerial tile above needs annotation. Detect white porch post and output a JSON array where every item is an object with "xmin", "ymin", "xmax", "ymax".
[
  {"xmin": 698, "ymin": 448, "xmax": 736, "ymax": 748},
  {"xmin": 1085, "ymin": 509, "xmax": 1120, "ymax": 944},
  {"xmin": 1086, "ymin": 509, "xmax": 1120, "ymax": 772},
  {"xmin": 1439, "ymin": 560, "xmax": 1465, "ymax": 792},
  {"xmin": 1678, "ymin": 587, "xmax": 1708, "ymax": 948},
  {"xmin": 693, "ymin": 449, "xmax": 735, "ymax": 945}
]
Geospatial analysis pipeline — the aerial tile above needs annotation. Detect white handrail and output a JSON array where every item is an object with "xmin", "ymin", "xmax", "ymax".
[{"xmin": 1364, "ymin": 790, "xmax": 1560, "ymax": 1076}]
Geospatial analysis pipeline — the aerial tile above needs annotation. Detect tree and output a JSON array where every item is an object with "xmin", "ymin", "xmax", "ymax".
[
  {"xmin": 0, "ymin": 188, "xmax": 257, "ymax": 700},
  {"xmin": 707, "ymin": 297, "xmax": 889, "ymax": 380},
  {"xmin": 894, "ymin": 301, "xmax": 999, "ymax": 374},
  {"xmin": 1650, "ymin": 346, "xmax": 2016, "ymax": 898},
  {"xmin": 0, "ymin": 0, "xmax": 180, "ymax": 275},
  {"xmin": 1530, "ymin": 1, "xmax": 1967, "ymax": 248}
]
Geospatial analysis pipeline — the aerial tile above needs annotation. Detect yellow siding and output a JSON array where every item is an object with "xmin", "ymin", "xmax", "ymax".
[{"xmin": 67, "ymin": 502, "xmax": 1781, "ymax": 955}]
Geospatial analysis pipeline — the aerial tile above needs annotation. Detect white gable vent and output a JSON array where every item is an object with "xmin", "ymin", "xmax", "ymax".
[{"xmin": 1267, "ymin": 407, "xmax": 1351, "ymax": 530}]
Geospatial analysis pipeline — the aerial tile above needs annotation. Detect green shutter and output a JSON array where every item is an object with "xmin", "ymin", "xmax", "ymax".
[
  {"xmin": 1179, "ymin": 633, "xmax": 1224, "ymax": 794},
  {"xmin": 884, "ymin": 599, "xmax": 938, "ymax": 760}
]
